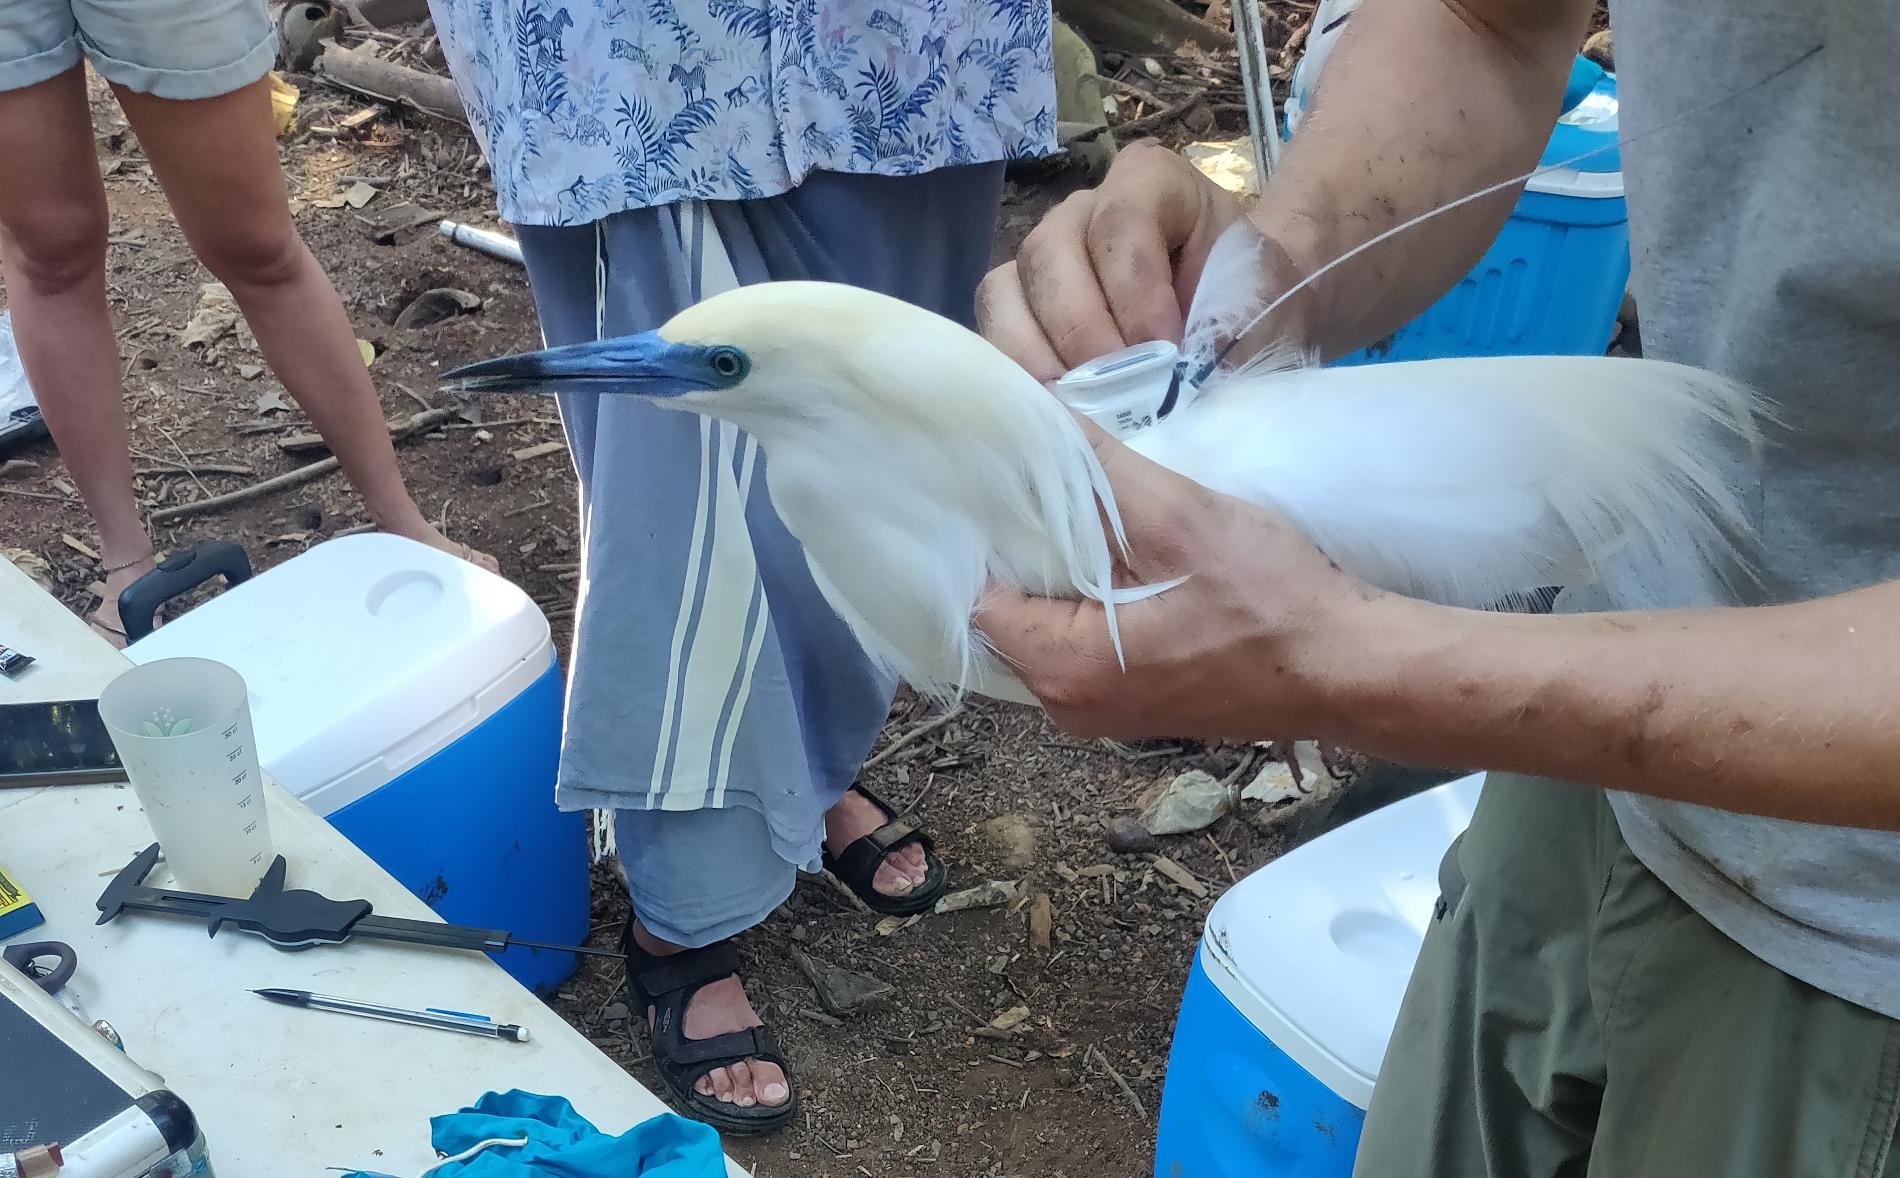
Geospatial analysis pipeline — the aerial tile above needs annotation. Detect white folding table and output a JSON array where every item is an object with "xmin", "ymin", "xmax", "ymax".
[{"xmin": 0, "ymin": 554, "xmax": 749, "ymax": 1176}]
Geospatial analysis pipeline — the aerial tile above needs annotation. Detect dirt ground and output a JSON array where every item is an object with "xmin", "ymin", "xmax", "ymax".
[{"xmin": 0, "ymin": 33, "xmax": 1472, "ymax": 1175}]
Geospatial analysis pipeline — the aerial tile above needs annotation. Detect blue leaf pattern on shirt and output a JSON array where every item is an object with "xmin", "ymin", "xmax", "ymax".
[{"xmin": 430, "ymin": 0, "xmax": 1056, "ymax": 225}]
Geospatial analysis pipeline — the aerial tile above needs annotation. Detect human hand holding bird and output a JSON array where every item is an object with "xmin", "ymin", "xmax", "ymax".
[
  {"xmin": 970, "ymin": 412, "xmax": 1381, "ymax": 745},
  {"xmin": 976, "ymin": 141, "xmax": 1314, "ymax": 378}
]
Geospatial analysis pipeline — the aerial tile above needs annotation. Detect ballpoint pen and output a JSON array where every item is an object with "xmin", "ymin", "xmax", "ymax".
[{"xmin": 252, "ymin": 988, "xmax": 529, "ymax": 1042}]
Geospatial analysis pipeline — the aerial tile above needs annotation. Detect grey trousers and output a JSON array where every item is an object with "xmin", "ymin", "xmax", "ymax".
[{"xmin": 513, "ymin": 165, "xmax": 1004, "ymax": 946}]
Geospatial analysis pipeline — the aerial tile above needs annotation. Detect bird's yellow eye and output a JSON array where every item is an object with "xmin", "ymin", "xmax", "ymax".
[{"xmin": 707, "ymin": 346, "xmax": 749, "ymax": 383}]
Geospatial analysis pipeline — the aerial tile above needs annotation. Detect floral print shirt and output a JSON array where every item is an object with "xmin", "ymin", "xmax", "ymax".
[{"xmin": 429, "ymin": 0, "xmax": 1057, "ymax": 225}]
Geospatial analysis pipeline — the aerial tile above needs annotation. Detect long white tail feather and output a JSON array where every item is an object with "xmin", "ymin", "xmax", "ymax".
[{"xmin": 1129, "ymin": 352, "xmax": 1765, "ymax": 609}]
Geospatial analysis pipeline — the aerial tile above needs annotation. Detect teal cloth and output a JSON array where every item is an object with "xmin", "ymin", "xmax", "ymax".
[{"xmin": 342, "ymin": 1091, "xmax": 725, "ymax": 1177}]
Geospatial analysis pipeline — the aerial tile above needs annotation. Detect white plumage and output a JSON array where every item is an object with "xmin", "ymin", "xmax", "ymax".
[
  {"xmin": 1136, "ymin": 351, "xmax": 1758, "ymax": 611},
  {"xmin": 447, "ymin": 228, "xmax": 1763, "ymax": 709},
  {"xmin": 1155, "ymin": 221, "xmax": 1760, "ymax": 611}
]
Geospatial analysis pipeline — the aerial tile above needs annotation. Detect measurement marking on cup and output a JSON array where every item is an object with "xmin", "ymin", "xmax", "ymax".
[{"xmin": 101, "ymin": 658, "xmax": 273, "ymax": 892}]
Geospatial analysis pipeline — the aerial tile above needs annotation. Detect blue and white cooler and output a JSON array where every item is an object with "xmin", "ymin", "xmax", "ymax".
[
  {"xmin": 1284, "ymin": 3, "xmax": 1629, "ymax": 363},
  {"xmin": 125, "ymin": 533, "xmax": 588, "ymax": 996},
  {"xmin": 1153, "ymin": 773, "xmax": 1486, "ymax": 1177}
]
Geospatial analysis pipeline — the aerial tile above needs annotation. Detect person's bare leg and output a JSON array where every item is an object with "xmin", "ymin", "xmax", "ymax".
[
  {"xmin": 109, "ymin": 78, "xmax": 496, "ymax": 572},
  {"xmin": 0, "ymin": 68, "xmax": 156, "ymax": 642}
]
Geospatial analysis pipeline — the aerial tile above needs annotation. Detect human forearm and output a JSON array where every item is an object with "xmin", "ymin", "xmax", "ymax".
[
  {"xmin": 977, "ymin": 430, "xmax": 1900, "ymax": 832},
  {"xmin": 1251, "ymin": 0, "xmax": 1593, "ymax": 356},
  {"xmin": 1331, "ymin": 586, "xmax": 1900, "ymax": 828}
]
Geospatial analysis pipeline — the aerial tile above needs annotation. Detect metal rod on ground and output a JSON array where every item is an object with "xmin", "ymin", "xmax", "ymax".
[
  {"xmin": 440, "ymin": 221, "xmax": 524, "ymax": 266},
  {"xmin": 1234, "ymin": 0, "xmax": 1281, "ymax": 188},
  {"xmin": 1259, "ymin": 9, "xmax": 1282, "ymax": 171},
  {"xmin": 1236, "ymin": 0, "xmax": 1264, "ymax": 181}
]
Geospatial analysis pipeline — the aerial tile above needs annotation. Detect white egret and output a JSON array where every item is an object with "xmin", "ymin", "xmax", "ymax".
[{"xmin": 446, "ymin": 245, "xmax": 1759, "ymax": 710}]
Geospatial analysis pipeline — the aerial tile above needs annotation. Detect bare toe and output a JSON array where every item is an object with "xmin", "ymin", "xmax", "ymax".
[
  {"xmin": 872, "ymin": 860, "xmax": 915, "ymax": 896},
  {"xmin": 728, "ymin": 1060, "xmax": 758, "ymax": 1107},
  {"xmin": 756, "ymin": 1061, "xmax": 790, "ymax": 1107}
]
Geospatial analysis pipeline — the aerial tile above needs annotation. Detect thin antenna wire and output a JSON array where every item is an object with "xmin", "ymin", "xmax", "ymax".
[{"xmin": 1195, "ymin": 42, "xmax": 1823, "ymax": 384}]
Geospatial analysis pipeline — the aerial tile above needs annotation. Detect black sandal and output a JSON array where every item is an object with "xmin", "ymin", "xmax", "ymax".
[
  {"xmin": 821, "ymin": 784, "xmax": 948, "ymax": 917},
  {"xmin": 624, "ymin": 927, "xmax": 798, "ymax": 1136}
]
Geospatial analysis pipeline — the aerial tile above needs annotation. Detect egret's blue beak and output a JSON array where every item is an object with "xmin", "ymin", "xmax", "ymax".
[{"xmin": 443, "ymin": 332, "xmax": 750, "ymax": 398}]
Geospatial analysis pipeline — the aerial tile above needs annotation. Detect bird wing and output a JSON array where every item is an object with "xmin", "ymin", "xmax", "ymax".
[
  {"xmin": 1129, "ymin": 353, "xmax": 1764, "ymax": 608},
  {"xmin": 751, "ymin": 311, "xmax": 1142, "ymax": 707}
]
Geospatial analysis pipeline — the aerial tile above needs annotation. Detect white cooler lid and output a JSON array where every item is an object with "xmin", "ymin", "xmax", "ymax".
[
  {"xmin": 126, "ymin": 534, "xmax": 552, "ymax": 814},
  {"xmin": 1199, "ymin": 773, "xmax": 1486, "ymax": 1108}
]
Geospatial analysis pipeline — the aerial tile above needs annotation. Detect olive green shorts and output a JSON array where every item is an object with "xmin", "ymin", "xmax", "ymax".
[{"xmin": 1354, "ymin": 773, "xmax": 1900, "ymax": 1178}]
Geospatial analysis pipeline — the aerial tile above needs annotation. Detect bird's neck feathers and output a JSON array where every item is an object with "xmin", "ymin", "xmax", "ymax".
[{"xmin": 658, "ymin": 283, "xmax": 1145, "ymax": 702}]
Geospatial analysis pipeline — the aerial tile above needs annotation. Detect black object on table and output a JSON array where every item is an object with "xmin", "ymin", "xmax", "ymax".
[
  {"xmin": 96, "ymin": 843, "xmax": 624, "ymax": 959},
  {"xmin": 0, "ymin": 641, "xmax": 32, "ymax": 678},
  {"xmin": 2, "ymin": 941, "xmax": 77, "ymax": 994}
]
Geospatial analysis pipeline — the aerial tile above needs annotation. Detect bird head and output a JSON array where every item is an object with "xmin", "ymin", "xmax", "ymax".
[{"xmin": 442, "ymin": 280, "xmax": 999, "ymax": 442}]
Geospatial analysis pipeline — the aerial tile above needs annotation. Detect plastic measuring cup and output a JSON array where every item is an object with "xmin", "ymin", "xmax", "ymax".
[{"xmin": 97, "ymin": 657, "xmax": 272, "ymax": 894}]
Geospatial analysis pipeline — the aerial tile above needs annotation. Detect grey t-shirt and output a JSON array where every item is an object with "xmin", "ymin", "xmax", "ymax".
[{"xmin": 1571, "ymin": 0, "xmax": 1900, "ymax": 1018}]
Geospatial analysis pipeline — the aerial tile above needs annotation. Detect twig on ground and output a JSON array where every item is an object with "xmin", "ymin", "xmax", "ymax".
[
  {"xmin": 864, "ymin": 704, "xmax": 967, "ymax": 771},
  {"xmin": 150, "ymin": 406, "xmax": 458, "ymax": 523},
  {"xmin": 1107, "ymin": 95, "xmax": 1201, "ymax": 139},
  {"xmin": 1087, "ymin": 1044, "xmax": 1149, "ymax": 1121},
  {"xmin": 1206, "ymin": 832, "xmax": 1238, "ymax": 884},
  {"xmin": 442, "ymin": 417, "xmax": 538, "ymax": 431},
  {"xmin": 1101, "ymin": 740, "xmax": 1188, "ymax": 762},
  {"xmin": 134, "ymin": 464, "xmax": 256, "ymax": 477},
  {"xmin": 0, "ymin": 486, "xmax": 72, "ymax": 503},
  {"xmin": 155, "ymin": 425, "xmax": 209, "ymax": 498}
]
